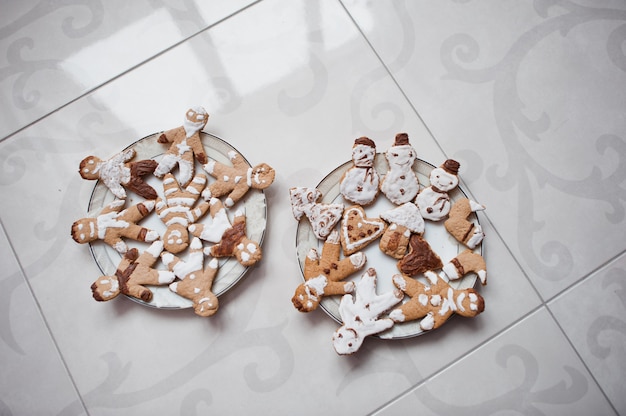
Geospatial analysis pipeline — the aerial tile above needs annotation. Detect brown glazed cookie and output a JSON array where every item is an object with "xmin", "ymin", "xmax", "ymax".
[{"xmin": 397, "ymin": 234, "xmax": 443, "ymax": 276}]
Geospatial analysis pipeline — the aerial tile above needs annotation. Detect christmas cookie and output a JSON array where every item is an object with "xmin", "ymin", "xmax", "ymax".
[
  {"xmin": 444, "ymin": 198, "xmax": 485, "ymax": 249},
  {"xmin": 339, "ymin": 137, "xmax": 380, "ymax": 205},
  {"xmin": 188, "ymin": 197, "xmax": 232, "ymax": 244},
  {"xmin": 415, "ymin": 159, "xmax": 460, "ymax": 221},
  {"xmin": 379, "ymin": 133, "xmax": 420, "ymax": 205},
  {"xmin": 162, "ymin": 237, "xmax": 220, "ymax": 317},
  {"xmin": 390, "ymin": 271, "xmax": 484, "ymax": 330},
  {"xmin": 340, "ymin": 205, "xmax": 386, "ymax": 256},
  {"xmin": 201, "ymin": 150, "xmax": 275, "ymax": 208},
  {"xmin": 397, "ymin": 234, "xmax": 443, "ymax": 276},
  {"xmin": 203, "ymin": 208, "xmax": 262, "ymax": 267},
  {"xmin": 292, "ymin": 230, "xmax": 366, "ymax": 312},
  {"xmin": 379, "ymin": 202, "xmax": 425, "ymax": 259},
  {"xmin": 442, "ymin": 249, "xmax": 487, "ymax": 285},
  {"xmin": 79, "ymin": 148, "xmax": 158, "ymax": 200},
  {"xmin": 332, "ymin": 268, "xmax": 403, "ymax": 355},
  {"xmin": 71, "ymin": 199, "xmax": 159, "ymax": 254},
  {"xmin": 154, "ymin": 106, "xmax": 209, "ymax": 187},
  {"xmin": 91, "ymin": 241, "xmax": 175, "ymax": 303},
  {"xmin": 155, "ymin": 173, "xmax": 210, "ymax": 254},
  {"xmin": 289, "ymin": 187, "xmax": 343, "ymax": 240}
]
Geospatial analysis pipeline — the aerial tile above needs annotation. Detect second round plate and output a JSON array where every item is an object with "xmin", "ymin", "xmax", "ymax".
[{"xmin": 296, "ymin": 155, "xmax": 482, "ymax": 339}]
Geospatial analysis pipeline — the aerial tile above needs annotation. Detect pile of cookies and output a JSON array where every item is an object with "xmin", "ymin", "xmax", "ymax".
[
  {"xmin": 290, "ymin": 134, "xmax": 487, "ymax": 355},
  {"xmin": 70, "ymin": 106, "xmax": 275, "ymax": 316}
]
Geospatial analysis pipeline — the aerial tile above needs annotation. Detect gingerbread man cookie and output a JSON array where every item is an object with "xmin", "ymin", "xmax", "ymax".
[
  {"xmin": 289, "ymin": 187, "xmax": 344, "ymax": 240},
  {"xmin": 155, "ymin": 173, "xmax": 210, "ymax": 254},
  {"xmin": 292, "ymin": 230, "xmax": 366, "ymax": 313},
  {"xmin": 339, "ymin": 137, "xmax": 380, "ymax": 205},
  {"xmin": 415, "ymin": 159, "xmax": 460, "ymax": 221},
  {"xmin": 332, "ymin": 268, "xmax": 403, "ymax": 355},
  {"xmin": 91, "ymin": 241, "xmax": 175, "ymax": 303},
  {"xmin": 71, "ymin": 199, "xmax": 159, "ymax": 254},
  {"xmin": 187, "ymin": 197, "xmax": 232, "ymax": 244},
  {"xmin": 153, "ymin": 106, "xmax": 209, "ymax": 187},
  {"xmin": 379, "ymin": 133, "xmax": 420, "ymax": 205},
  {"xmin": 162, "ymin": 237, "xmax": 220, "ymax": 317},
  {"xmin": 201, "ymin": 209, "xmax": 262, "ymax": 267},
  {"xmin": 390, "ymin": 271, "xmax": 484, "ymax": 331},
  {"xmin": 79, "ymin": 148, "xmax": 158, "ymax": 200},
  {"xmin": 202, "ymin": 150, "xmax": 275, "ymax": 208}
]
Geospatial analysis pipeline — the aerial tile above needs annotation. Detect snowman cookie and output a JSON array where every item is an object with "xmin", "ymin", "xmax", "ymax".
[
  {"xmin": 415, "ymin": 159, "xmax": 460, "ymax": 221},
  {"xmin": 379, "ymin": 133, "xmax": 420, "ymax": 205},
  {"xmin": 339, "ymin": 137, "xmax": 380, "ymax": 206}
]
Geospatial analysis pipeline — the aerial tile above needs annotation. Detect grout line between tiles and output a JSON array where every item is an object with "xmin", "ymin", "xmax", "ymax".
[
  {"xmin": 0, "ymin": 217, "xmax": 90, "ymax": 415},
  {"xmin": 0, "ymin": 0, "xmax": 264, "ymax": 145}
]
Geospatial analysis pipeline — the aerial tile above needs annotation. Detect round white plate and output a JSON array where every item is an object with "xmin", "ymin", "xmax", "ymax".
[
  {"xmin": 88, "ymin": 132, "xmax": 267, "ymax": 309},
  {"xmin": 296, "ymin": 155, "xmax": 482, "ymax": 339}
]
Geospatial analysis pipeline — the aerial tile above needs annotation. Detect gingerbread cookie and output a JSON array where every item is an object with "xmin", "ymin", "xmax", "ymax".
[
  {"xmin": 415, "ymin": 159, "xmax": 460, "ymax": 221},
  {"xmin": 203, "ymin": 208, "xmax": 262, "ymax": 267},
  {"xmin": 91, "ymin": 241, "xmax": 175, "ymax": 302},
  {"xmin": 339, "ymin": 137, "xmax": 380, "ymax": 205},
  {"xmin": 340, "ymin": 205, "xmax": 386, "ymax": 256},
  {"xmin": 202, "ymin": 150, "xmax": 275, "ymax": 208},
  {"xmin": 162, "ymin": 237, "xmax": 220, "ymax": 317},
  {"xmin": 444, "ymin": 198, "xmax": 485, "ymax": 249},
  {"xmin": 292, "ymin": 230, "xmax": 366, "ymax": 313},
  {"xmin": 289, "ymin": 187, "xmax": 343, "ymax": 240},
  {"xmin": 379, "ymin": 133, "xmax": 420, "ymax": 205},
  {"xmin": 332, "ymin": 268, "xmax": 403, "ymax": 355},
  {"xmin": 71, "ymin": 199, "xmax": 159, "ymax": 254},
  {"xmin": 153, "ymin": 106, "xmax": 209, "ymax": 187},
  {"xmin": 188, "ymin": 197, "xmax": 232, "ymax": 243},
  {"xmin": 390, "ymin": 271, "xmax": 484, "ymax": 331},
  {"xmin": 79, "ymin": 148, "xmax": 158, "ymax": 200},
  {"xmin": 442, "ymin": 249, "xmax": 487, "ymax": 285},
  {"xmin": 155, "ymin": 173, "xmax": 210, "ymax": 254},
  {"xmin": 397, "ymin": 234, "xmax": 443, "ymax": 276},
  {"xmin": 379, "ymin": 202, "xmax": 425, "ymax": 259}
]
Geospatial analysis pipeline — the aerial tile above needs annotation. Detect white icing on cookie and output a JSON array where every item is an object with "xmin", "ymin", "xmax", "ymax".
[
  {"xmin": 380, "ymin": 134, "xmax": 419, "ymax": 205},
  {"xmin": 379, "ymin": 202, "xmax": 424, "ymax": 234}
]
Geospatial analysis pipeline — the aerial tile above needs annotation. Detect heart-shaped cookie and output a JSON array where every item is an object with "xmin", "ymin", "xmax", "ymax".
[{"xmin": 340, "ymin": 205, "xmax": 387, "ymax": 255}]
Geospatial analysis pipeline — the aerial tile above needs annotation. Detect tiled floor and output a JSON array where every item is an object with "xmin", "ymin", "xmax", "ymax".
[{"xmin": 1, "ymin": 1, "xmax": 624, "ymax": 414}]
